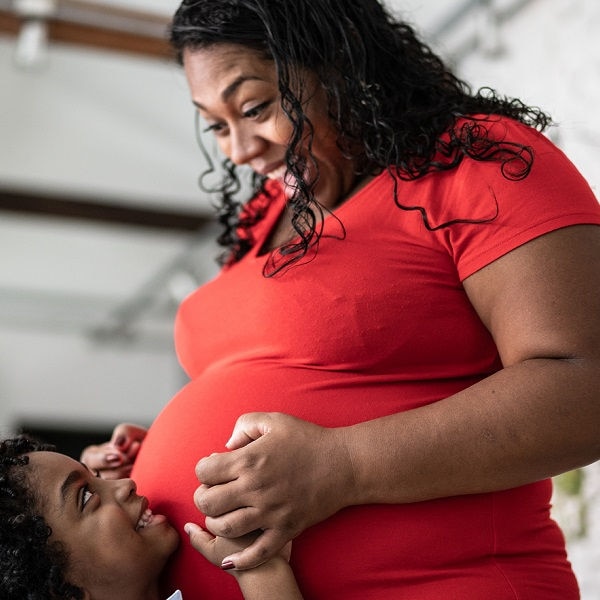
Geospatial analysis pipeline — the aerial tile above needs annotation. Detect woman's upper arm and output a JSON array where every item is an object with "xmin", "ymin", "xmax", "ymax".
[{"xmin": 463, "ymin": 224, "xmax": 600, "ymax": 367}]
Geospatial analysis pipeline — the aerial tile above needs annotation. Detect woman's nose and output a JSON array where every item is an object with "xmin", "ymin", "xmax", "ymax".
[{"xmin": 227, "ymin": 126, "xmax": 266, "ymax": 166}]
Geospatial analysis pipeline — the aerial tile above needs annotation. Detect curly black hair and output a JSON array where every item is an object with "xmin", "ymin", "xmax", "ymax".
[
  {"xmin": 170, "ymin": 0, "xmax": 551, "ymax": 274},
  {"xmin": 0, "ymin": 436, "xmax": 84, "ymax": 600}
]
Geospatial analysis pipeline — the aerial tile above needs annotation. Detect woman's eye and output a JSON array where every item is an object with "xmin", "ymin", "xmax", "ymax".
[
  {"xmin": 203, "ymin": 122, "xmax": 227, "ymax": 135},
  {"xmin": 242, "ymin": 101, "xmax": 270, "ymax": 119},
  {"xmin": 81, "ymin": 487, "xmax": 94, "ymax": 510}
]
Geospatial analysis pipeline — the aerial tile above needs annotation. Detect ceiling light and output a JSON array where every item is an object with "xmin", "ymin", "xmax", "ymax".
[{"xmin": 12, "ymin": 0, "xmax": 56, "ymax": 69}]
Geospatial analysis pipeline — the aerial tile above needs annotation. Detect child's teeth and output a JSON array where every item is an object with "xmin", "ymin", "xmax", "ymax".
[{"xmin": 136, "ymin": 508, "xmax": 153, "ymax": 530}]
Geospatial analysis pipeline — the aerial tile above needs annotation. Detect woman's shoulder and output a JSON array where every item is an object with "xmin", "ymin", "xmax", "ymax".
[
  {"xmin": 458, "ymin": 113, "xmax": 556, "ymax": 152},
  {"xmin": 442, "ymin": 113, "xmax": 593, "ymax": 193}
]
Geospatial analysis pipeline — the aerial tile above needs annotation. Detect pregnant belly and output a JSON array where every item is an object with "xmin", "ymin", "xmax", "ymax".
[{"xmin": 131, "ymin": 363, "xmax": 564, "ymax": 599}]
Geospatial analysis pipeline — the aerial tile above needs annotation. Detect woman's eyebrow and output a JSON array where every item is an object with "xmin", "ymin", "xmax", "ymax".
[
  {"xmin": 221, "ymin": 75, "xmax": 263, "ymax": 101},
  {"xmin": 193, "ymin": 75, "xmax": 264, "ymax": 110}
]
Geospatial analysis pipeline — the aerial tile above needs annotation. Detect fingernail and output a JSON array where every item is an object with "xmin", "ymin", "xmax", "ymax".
[
  {"xmin": 184, "ymin": 524, "xmax": 192, "ymax": 536},
  {"xmin": 221, "ymin": 560, "xmax": 235, "ymax": 571},
  {"xmin": 105, "ymin": 453, "xmax": 120, "ymax": 464}
]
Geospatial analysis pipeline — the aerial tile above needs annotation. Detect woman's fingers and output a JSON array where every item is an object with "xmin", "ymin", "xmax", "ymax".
[
  {"xmin": 203, "ymin": 506, "xmax": 262, "ymax": 538},
  {"xmin": 225, "ymin": 412, "xmax": 273, "ymax": 449},
  {"xmin": 218, "ymin": 528, "xmax": 289, "ymax": 571},
  {"xmin": 185, "ymin": 523, "xmax": 262, "ymax": 569}
]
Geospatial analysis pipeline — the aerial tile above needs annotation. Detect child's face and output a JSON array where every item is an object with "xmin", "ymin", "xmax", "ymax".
[{"xmin": 26, "ymin": 451, "xmax": 179, "ymax": 599}]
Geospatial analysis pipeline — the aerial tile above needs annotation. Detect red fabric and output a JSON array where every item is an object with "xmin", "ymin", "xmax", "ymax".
[{"xmin": 132, "ymin": 118, "xmax": 600, "ymax": 599}]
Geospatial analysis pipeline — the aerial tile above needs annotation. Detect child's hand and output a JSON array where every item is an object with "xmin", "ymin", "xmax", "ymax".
[
  {"xmin": 186, "ymin": 523, "xmax": 302, "ymax": 599},
  {"xmin": 80, "ymin": 423, "xmax": 147, "ymax": 479},
  {"xmin": 185, "ymin": 523, "xmax": 291, "ymax": 571}
]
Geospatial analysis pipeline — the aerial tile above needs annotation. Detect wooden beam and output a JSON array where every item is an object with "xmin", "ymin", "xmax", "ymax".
[
  {"xmin": 0, "ymin": 5, "xmax": 194, "ymax": 230},
  {"xmin": 47, "ymin": 18, "xmax": 173, "ymax": 59},
  {"xmin": 0, "ymin": 7, "xmax": 173, "ymax": 60},
  {"xmin": 0, "ymin": 188, "xmax": 211, "ymax": 231}
]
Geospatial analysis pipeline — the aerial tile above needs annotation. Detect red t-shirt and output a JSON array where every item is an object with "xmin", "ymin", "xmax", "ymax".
[{"xmin": 133, "ymin": 118, "xmax": 600, "ymax": 599}]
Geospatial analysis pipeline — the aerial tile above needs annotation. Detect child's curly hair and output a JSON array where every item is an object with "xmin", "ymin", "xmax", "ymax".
[{"xmin": 0, "ymin": 436, "xmax": 85, "ymax": 599}]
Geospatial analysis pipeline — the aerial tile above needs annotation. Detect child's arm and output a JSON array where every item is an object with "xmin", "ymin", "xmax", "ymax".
[
  {"xmin": 184, "ymin": 522, "xmax": 303, "ymax": 600},
  {"xmin": 229, "ymin": 556, "xmax": 303, "ymax": 600}
]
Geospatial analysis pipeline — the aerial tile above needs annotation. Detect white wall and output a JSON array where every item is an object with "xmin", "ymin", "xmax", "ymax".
[
  {"xmin": 0, "ymin": 36, "xmax": 207, "ymax": 212},
  {"xmin": 1, "ymin": 1, "xmax": 599, "ymax": 593},
  {"xmin": 0, "ymin": 25, "xmax": 220, "ymax": 435},
  {"xmin": 0, "ymin": 2, "xmax": 596, "ymax": 436},
  {"xmin": 0, "ymin": 213, "xmax": 220, "ymax": 436},
  {"xmin": 0, "ymin": 328, "xmax": 185, "ymax": 436},
  {"xmin": 455, "ymin": 0, "xmax": 600, "ymax": 193}
]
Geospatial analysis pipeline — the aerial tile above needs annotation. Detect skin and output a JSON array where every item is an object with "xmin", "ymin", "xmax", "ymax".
[
  {"xmin": 26, "ymin": 451, "xmax": 303, "ymax": 599},
  {"xmin": 26, "ymin": 451, "xmax": 178, "ymax": 600},
  {"xmin": 185, "ymin": 525, "xmax": 303, "ymax": 599},
  {"xmin": 83, "ymin": 43, "xmax": 600, "ymax": 571},
  {"xmin": 81, "ymin": 42, "xmax": 368, "ymax": 473},
  {"xmin": 82, "ymin": 423, "xmax": 147, "ymax": 480},
  {"xmin": 196, "ymin": 224, "xmax": 600, "ymax": 568},
  {"xmin": 184, "ymin": 44, "xmax": 363, "ymax": 249},
  {"xmin": 186, "ymin": 44, "xmax": 600, "ymax": 569}
]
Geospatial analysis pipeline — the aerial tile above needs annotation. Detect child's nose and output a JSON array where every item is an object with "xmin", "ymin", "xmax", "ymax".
[{"xmin": 112, "ymin": 477, "xmax": 137, "ymax": 502}]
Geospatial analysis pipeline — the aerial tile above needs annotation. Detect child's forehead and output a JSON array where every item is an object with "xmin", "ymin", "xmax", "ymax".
[
  {"xmin": 27, "ymin": 450, "xmax": 81, "ymax": 471},
  {"xmin": 25, "ymin": 452, "xmax": 85, "ymax": 497},
  {"xmin": 24, "ymin": 452, "xmax": 94, "ymax": 521}
]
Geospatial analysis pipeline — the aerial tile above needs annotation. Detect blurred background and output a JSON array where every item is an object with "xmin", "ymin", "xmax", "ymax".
[{"xmin": 0, "ymin": 0, "xmax": 598, "ymax": 595}]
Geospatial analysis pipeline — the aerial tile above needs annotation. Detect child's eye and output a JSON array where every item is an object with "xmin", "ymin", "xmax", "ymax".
[{"xmin": 81, "ymin": 487, "xmax": 94, "ymax": 510}]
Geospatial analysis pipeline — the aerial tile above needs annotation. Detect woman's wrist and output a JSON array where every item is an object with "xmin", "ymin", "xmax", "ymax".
[{"xmin": 330, "ymin": 425, "xmax": 366, "ymax": 506}]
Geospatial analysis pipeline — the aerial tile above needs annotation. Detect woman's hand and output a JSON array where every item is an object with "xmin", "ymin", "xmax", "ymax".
[
  {"xmin": 193, "ymin": 412, "xmax": 356, "ymax": 570},
  {"xmin": 185, "ymin": 525, "xmax": 291, "ymax": 569},
  {"xmin": 184, "ymin": 526, "xmax": 264, "ymax": 570},
  {"xmin": 80, "ymin": 423, "xmax": 147, "ymax": 479}
]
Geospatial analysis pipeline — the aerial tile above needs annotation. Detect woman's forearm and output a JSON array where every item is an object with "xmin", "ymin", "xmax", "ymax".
[
  {"xmin": 344, "ymin": 226, "xmax": 600, "ymax": 506},
  {"xmin": 343, "ymin": 356, "xmax": 600, "ymax": 506}
]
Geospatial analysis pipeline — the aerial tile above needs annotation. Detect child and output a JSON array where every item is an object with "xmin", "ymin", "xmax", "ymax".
[{"xmin": 0, "ymin": 436, "xmax": 303, "ymax": 600}]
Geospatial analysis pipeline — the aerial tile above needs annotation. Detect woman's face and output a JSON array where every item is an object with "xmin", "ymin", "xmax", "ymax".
[
  {"xmin": 183, "ymin": 43, "xmax": 358, "ymax": 209},
  {"xmin": 26, "ymin": 451, "xmax": 179, "ymax": 600}
]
